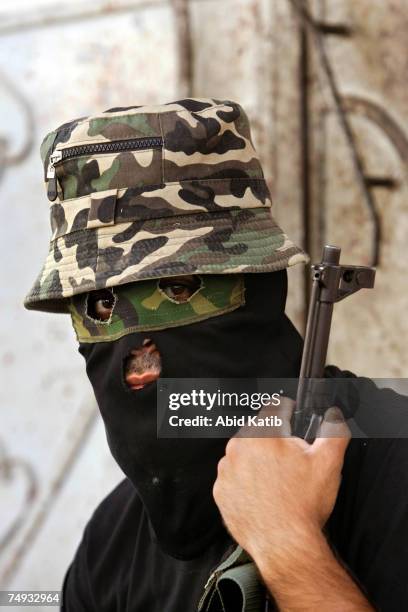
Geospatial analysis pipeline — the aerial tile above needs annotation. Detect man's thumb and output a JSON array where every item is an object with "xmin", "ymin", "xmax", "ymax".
[{"xmin": 313, "ymin": 407, "xmax": 351, "ymax": 454}]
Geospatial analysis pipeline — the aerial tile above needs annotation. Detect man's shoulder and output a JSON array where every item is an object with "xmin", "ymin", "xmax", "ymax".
[
  {"xmin": 62, "ymin": 480, "xmax": 144, "ymax": 610},
  {"xmin": 85, "ymin": 478, "xmax": 144, "ymax": 551},
  {"xmin": 90, "ymin": 478, "xmax": 141, "ymax": 524}
]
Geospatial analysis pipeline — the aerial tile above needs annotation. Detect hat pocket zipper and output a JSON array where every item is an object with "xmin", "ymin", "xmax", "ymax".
[{"xmin": 46, "ymin": 136, "xmax": 163, "ymax": 201}]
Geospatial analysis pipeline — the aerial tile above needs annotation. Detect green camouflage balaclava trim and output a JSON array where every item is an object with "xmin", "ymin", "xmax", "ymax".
[{"xmin": 69, "ymin": 274, "xmax": 244, "ymax": 342}]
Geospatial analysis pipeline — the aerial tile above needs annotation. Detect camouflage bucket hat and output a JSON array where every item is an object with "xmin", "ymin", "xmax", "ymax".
[{"xmin": 24, "ymin": 98, "xmax": 308, "ymax": 313}]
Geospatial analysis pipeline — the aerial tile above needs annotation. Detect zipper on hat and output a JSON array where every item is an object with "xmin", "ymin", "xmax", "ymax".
[
  {"xmin": 46, "ymin": 150, "xmax": 62, "ymax": 201},
  {"xmin": 46, "ymin": 137, "xmax": 163, "ymax": 202}
]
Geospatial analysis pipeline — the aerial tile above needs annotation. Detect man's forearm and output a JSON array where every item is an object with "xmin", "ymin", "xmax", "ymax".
[{"xmin": 253, "ymin": 528, "xmax": 374, "ymax": 612}]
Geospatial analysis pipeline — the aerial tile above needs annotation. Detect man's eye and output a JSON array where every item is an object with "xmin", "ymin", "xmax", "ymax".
[
  {"xmin": 86, "ymin": 289, "xmax": 115, "ymax": 322},
  {"xmin": 158, "ymin": 276, "xmax": 202, "ymax": 303}
]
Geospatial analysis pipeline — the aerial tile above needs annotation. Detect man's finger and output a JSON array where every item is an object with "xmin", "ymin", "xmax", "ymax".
[
  {"xmin": 319, "ymin": 406, "xmax": 351, "ymax": 438},
  {"xmin": 271, "ymin": 395, "xmax": 296, "ymax": 436},
  {"xmin": 312, "ymin": 407, "xmax": 351, "ymax": 457},
  {"xmin": 259, "ymin": 395, "xmax": 295, "ymax": 436},
  {"xmin": 236, "ymin": 395, "xmax": 295, "ymax": 437}
]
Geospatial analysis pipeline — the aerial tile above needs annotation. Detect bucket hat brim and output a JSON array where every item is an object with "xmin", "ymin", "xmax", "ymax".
[{"xmin": 24, "ymin": 206, "xmax": 309, "ymax": 313}]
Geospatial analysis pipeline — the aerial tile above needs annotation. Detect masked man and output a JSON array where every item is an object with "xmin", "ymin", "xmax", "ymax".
[{"xmin": 24, "ymin": 99, "xmax": 407, "ymax": 611}]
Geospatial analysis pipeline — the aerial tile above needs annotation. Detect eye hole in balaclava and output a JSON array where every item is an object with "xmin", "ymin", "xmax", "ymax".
[
  {"xmin": 69, "ymin": 274, "xmax": 245, "ymax": 343},
  {"xmin": 85, "ymin": 276, "xmax": 203, "ymax": 326},
  {"xmin": 84, "ymin": 276, "xmax": 203, "ymax": 324},
  {"xmin": 158, "ymin": 275, "xmax": 203, "ymax": 304},
  {"xmin": 86, "ymin": 288, "xmax": 117, "ymax": 323}
]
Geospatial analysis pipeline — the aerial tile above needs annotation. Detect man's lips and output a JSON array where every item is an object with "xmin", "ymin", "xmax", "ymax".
[
  {"xmin": 125, "ymin": 370, "xmax": 160, "ymax": 390},
  {"xmin": 124, "ymin": 339, "xmax": 162, "ymax": 390}
]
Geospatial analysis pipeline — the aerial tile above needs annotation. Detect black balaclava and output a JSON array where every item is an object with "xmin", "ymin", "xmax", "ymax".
[{"xmin": 78, "ymin": 271, "xmax": 303, "ymax": 559}]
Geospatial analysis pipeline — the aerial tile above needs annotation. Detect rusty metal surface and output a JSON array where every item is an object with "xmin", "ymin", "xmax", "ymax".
[
  {"xmin": 171, "ymin": 0, "xmax": 193, "ymax": 97},
  {"xmin": 302, "ymin": 0, "xmax": 408, "ymax": 375},
  {"xmin": 290, "ymin": 0, "xmax": 382, "ymax": 266}
]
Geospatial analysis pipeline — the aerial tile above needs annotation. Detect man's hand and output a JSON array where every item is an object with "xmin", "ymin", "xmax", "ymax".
[
  {"xmin": 213, "ymin": 398, "xmax": 348, "ymax": 559},
  {"xmin": 213, "ymin": 399, "xmax": 374, "ymax": 611}
]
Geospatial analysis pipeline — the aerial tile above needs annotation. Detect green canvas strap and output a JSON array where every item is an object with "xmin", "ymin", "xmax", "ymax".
[{"xmin": 198, "ymin": 546, "xmax": 265, "ymax": 612}]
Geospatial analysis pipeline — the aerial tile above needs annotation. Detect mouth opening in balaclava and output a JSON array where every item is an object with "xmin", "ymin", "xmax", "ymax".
[{"xmin": 77, "ymin": 271, "xmax": 303, "ymax": 560}]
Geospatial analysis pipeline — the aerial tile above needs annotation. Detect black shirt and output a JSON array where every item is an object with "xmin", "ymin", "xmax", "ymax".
[
  {"xmin": 328, "ymin": 437, "xmax": 408, "ymax": 611},
  {"xmin": 62, "ymin": 479, "xmax": 233, "ymax": 612},
  {"xmin": 62, "ymin": 379, "xmax": 408, "ymax": 612},
  {"xmin": 62, "ymin": 437, "xmax": 408, "ymax": 612}
]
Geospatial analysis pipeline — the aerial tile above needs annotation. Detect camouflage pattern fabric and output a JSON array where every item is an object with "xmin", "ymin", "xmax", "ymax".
[
  {"xmin": 69, "ymin": 274, "xmax": 244, "ymax": 343},
  {"xmin": 24, "ymin": 98, "xmax": 309, "ymax": 313}
]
